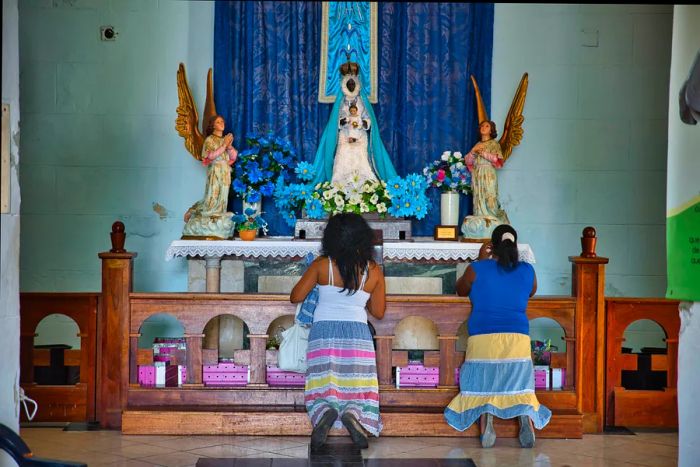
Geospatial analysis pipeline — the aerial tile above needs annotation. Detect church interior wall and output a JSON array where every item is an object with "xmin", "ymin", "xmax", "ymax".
[
  {"xmin": 1, "ymin": 0, "xmax": 22, "ymax": 460},
  {"xmin": 494, "ymin": 4, "xmax": 672, "ymax": 299},
  {"xmin": 16, "ymin": 3, "xmax": 673, "ymax": 344}
]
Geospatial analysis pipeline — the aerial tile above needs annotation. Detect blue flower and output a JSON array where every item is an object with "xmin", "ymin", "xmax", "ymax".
[
  {"xmin": 306, "ymin": 198, "xmax": 325, "ymax": 219},
  {"xmin": 232, "ymin": 213, "xmax": 247, "ymax": 224},
  {"xmin": 240, "ymin": 148, "xmax": 257, "ymax": 157},
  {"xmin": 294, "ymin": 161, "xmax": 315, "ymax": 181},
  {"xmin": 232, "ymin": 178, "xmax": 247, "ymax": 194},
  {"xmin": 244, "ymin": 207, "xmax": 257, "ymax": 216},
  {"xmin": 386, "ymin": 176, "xmax": 405, "ymax": 198},
  {"xmin": 282, "ymin": 210, "xmax": 297, "ymax": 227},
  {"xmin": 247, "ymin": 165, "xmax": 263, "ymax": 184},
  {"xmin": 247, "ymin": 190, "xmax": 261, "ymax": 203},
  {"xmin": 261, "ymin": 155, "xmax": 271, "ymax": 169},
  {"xmin": 260, "ymin": 181, "xmax": 275, "ymax": 197},
  {"xmin": 272, "ymin": 151, "xmax": 284, "ymax": 163}
]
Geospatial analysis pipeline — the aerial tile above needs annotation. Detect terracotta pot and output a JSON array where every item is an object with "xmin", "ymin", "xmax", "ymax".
[{"xmin": 238, "ymin": 229, "xmax": 257, "ymax": 241}]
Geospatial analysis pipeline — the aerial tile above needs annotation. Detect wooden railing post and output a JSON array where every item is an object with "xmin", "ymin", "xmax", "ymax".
[
  {"xmin": 19, "ymin": 332, "xmax": 36, "ymax": 385},
  {"xmin": 437, "ymin": 336, "xmax": 459, "ymax": 389},
  {"xmin": 569, "ymin": 226, "xmax": 608, "ymax": 433},
  {"xmin": 128, "ymin": 334, "xmax": 139, "ymax": 386},
  {"xmin": 97, "ymin": 221, "xmax": 137, "ymax": 429},
  {"xmin": 247, "ymin": 334, "xmax": 269, "ymax": 386},
  {"xmin": 185, "ymin": 334, "xmax": 204, "ymax": 386},
  {"xmin": 374, "ymin": 336, "xmax": 394, "ymax": 387}
]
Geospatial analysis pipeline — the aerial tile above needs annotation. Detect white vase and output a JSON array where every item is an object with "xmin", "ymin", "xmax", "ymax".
[
  {"xmin": 242, "ymin": 199, "xmax": 261, "ymax": 216},
  {"xmin": 440, "ymin": 192, "xmax": 460, "ymax": 226}
]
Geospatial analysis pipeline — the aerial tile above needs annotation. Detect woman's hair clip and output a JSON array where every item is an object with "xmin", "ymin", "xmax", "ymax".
[{"xmin": 501, "ymin": 232, "xmax": 515, "ymax": 242}]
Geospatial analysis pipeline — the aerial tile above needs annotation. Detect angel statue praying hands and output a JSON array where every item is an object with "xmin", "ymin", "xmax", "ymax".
[
  {"xmin": 461, "ymin": 73, "xmax": 529, "ymax": 241},
  {"xmin": 175, "ymin": 63, "xmax": 238, "ymax": 239}
]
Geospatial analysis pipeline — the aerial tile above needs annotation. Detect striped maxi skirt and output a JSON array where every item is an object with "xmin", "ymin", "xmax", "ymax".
[
  {"xmin": 304, "ymin": 321, "xmax": 383, "ymax": 436},
  {"xmin": 444, "ymin": 332, "xmax": 552, "ymax": 431}
]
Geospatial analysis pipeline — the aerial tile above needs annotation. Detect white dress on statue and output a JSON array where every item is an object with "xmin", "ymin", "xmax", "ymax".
[{"xmin": 331, "ymin": 102, "xmax": 378, "ymax": 185}]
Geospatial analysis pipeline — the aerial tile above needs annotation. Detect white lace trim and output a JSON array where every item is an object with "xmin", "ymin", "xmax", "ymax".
[{"xmin": 166, "ymin": 237, "xmax": 536, "ymax": 264}]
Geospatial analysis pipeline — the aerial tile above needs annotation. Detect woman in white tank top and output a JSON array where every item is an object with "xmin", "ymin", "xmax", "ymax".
[{"xmin": 290, "ymin": 213, "xmax": 386, "ymax": 450}]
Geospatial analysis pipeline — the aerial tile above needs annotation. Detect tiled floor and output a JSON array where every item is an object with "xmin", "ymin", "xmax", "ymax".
[{"xmin": 17, "ymin": 427, "xmax": 678, "ymax": 467}]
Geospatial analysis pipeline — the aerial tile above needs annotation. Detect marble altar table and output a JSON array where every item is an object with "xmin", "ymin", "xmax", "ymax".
[{"xmin": 166, "ymin": 237, "xmax": 536, "ymax": 293}]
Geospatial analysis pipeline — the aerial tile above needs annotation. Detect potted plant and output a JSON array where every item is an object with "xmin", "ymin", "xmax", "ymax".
[{"xmin": 232, "ymin": 207, "xmax": 269, "ymax": 241}]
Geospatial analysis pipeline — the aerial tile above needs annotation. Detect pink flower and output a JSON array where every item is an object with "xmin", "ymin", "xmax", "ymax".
[{"xmin": 436, "ymin": 169, "xmax": 446, "ymax": 182}]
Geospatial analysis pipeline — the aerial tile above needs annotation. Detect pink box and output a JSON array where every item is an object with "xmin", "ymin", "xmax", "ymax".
[
  {"xmin": 138, "ymin": 364, "xmax": 186, "ymax": 387},
  {"xmin": 534, "ymin": 366, "xmax": 550, "ymax": 389},
  {"xmin": 266, "ymin": 366, "xmax": 305, "ymax": 387},
  {"xmin": 203, "ymin": 363, "xmax": 249, "ymax": 386},
  {"xmin": 138, "ymin": 365, "xmax": 155, "ymax": 386},
  {"xmin": 396, "ymin": 363, "xmax": 439, "ymax": 388}
]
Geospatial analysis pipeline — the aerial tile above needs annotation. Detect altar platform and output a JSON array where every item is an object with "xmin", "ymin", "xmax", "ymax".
[{"xmin": 166, "ymin": 237, "xmax": 536, "ymax": 294}]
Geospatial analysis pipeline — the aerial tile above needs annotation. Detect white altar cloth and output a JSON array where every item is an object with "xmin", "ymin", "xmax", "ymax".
[{"xmin": 166, "ymin": 237, "xmax": 536, "ymax": 264}]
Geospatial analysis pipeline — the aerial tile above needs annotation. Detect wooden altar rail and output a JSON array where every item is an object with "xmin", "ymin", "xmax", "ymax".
[
  {"xmin": 604, "ymin": 297, "xmax": 680, "ymax": 428},
  {"xmin": 97, "ymin": 224, "xmax": 608, "ymax": 436},
  {"xmin": 19, "ymin": 293, "xmax": 99, "ymax": 422},
  {"xmin": 122, "ymin": 293, "xmax": 581, "ymax": 438}
]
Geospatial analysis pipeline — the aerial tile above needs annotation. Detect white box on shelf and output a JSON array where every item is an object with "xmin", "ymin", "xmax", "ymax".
[
  {"xmin": 551, "ymin": 368, "xmax": 566, "ymax": 389},
  {"xmin": 154, "ymin": 361, "xmax": 166, "ymax": 387}
]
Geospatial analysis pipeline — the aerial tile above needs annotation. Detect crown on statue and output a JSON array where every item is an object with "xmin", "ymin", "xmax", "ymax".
[{"xmin": 340, "ymin": 61, "xmax": 360, "ymax": 76}]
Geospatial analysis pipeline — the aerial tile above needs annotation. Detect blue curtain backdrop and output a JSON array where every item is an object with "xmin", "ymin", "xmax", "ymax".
[{"xmin": 214, "ymin": 1, "xmax": 493, "ymax": 236}]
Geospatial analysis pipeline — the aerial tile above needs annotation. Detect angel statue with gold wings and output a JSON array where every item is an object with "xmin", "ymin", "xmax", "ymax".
[
  {"xmin": 461, "ymin": 73, "xmax": 529, "ymax": 241},
  {"xmin": 175, "ymin": 63, "xmax": 238, "ymax": 240}
]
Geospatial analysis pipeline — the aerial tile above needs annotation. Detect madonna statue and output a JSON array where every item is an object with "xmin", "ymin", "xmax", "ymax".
[{"xmin": 311, "ymin": 61, "xmax": 397, "ymax": 186}]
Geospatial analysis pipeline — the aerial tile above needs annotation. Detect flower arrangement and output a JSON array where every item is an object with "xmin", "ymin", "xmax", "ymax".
[
  {"xmin": 531, "ymin": 339, "xmax": 552, "ymax": 365},
  {"xmin": 232, "ymin": 207, "xmax": 269, "ymax": 234},
  {"xmin": 232, "ymin": 133, "xmax": 296, "ymax": 204},
  {"xmin": 423, "ymin": 151, "xmax": 472, "ymax": 195},
  {"xmin": 273, "ymin": 163, "xmax": 431, "ymax": 226}
]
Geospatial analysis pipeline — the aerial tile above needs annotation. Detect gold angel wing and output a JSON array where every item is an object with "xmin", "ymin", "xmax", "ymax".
[
  {"xmin": 470, "ymin": 75, "xmax": 490, "ymax": 124},
  {"xmin": 176, "ymin": 63, "xmax": 204, "ymax": 160},
  {"xmin": 175, "ymin": 64, "xmax": 217, "ymax": 160},
  {"xmin": 498, "ymin": 73, "xmax": 529, "ymax": 161}
]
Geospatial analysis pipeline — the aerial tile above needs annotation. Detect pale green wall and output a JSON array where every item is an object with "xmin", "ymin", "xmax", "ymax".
[
  {"xmin": 494, "ymin": 4, "xmax": 672, "ymax": 297},
  {"xmin": 19, "ymin": 0, "xmax": 214, "ymax": 293},
  {"xmin": 19, "ymin": 3, "xmax": 671, "ymax": 303}
]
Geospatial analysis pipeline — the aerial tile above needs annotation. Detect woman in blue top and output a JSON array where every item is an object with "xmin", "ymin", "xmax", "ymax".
[{"xmin": 444, "ymin": 224, "xmax": 551, "ymax": 448}]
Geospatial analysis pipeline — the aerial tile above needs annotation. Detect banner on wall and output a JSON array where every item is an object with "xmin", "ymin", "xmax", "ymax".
[
  {"xmin": 666, "ymin": 11, "xmax": 700, "ymax": 301},
  {"xmin": 318, "ymin": 2, "xmax": 378, "ymax": 103}
]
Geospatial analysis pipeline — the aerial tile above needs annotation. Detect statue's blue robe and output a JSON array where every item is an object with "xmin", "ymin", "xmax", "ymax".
[{"xmin": 312, "ymin": 91, "xmax": 398, "ymax": 185}]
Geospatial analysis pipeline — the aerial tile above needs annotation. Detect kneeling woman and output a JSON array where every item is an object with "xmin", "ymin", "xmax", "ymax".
[
  {"xmin": 290, "ymin": 213, "xmax": 386, "ymax": 449},
  {"xmin": 444, "ymin": 224, "xmax": 551, "ymax": 448}
]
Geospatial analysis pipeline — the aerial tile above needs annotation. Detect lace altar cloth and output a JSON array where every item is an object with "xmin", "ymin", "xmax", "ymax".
[{"xmin": 165, "ymin": 237, "xmax": 536, "ymax": 264}]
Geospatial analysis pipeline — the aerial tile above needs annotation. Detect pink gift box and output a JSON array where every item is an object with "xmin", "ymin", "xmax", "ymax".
[
  {"xmin": 534, "ymin": 366, "xmax": 550, "ymax": 389},
  {"xmin": 266, "ymin": 366, "xmax": 305, "ymax": 387},
  {"xmin": 138, "ymin": 365, "xmax": 155, "ymax": 386},
  {"xmin": 396, "ymin": 363, "xmax": 439, "ymax": 388},
  {"xmin": 138, "ymin": 364, "xmax": 186, "ymax": 387},
  {"xmin": 203, "ymin": 363, "xmax": 249, "ymax": 386}
]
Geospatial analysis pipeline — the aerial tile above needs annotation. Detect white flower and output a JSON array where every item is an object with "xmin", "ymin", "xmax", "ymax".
[
  {"xmin": 360, "ymin": 202, "xmax": 370, "ymax": 213},
  {"xmin": 455, "ymin": 161, "xmax": 464, "ymax": 169},
  {"xmin": 454, "ymin": 151, "xmax": 462, "ymax": 158},
  {"xmin": 441, "ymin": 152, "xmax": 450, "ymax": 161},
  {"xmin": 376, "ymin": 203, "xmax": 387, "ymax": 213},
  {"xmin": 349, "ymin": 193, "xmax": 362, "ymax": 205},
  {"xmin": 323, "ymin": 190, "xmax": 334, "ymax": 200},
  {"xmin": 370, "ymin": 193, "xmax": 379, "ymax": 204},
  {"xmin": 334, "ymin": 195, "xmax": 345, "ymax": 208}
]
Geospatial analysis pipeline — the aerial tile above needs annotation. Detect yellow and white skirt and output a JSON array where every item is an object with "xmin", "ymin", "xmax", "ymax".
[{"xmin": 444, "ymin": 332, "xmax": 552, "ymax": 431}]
